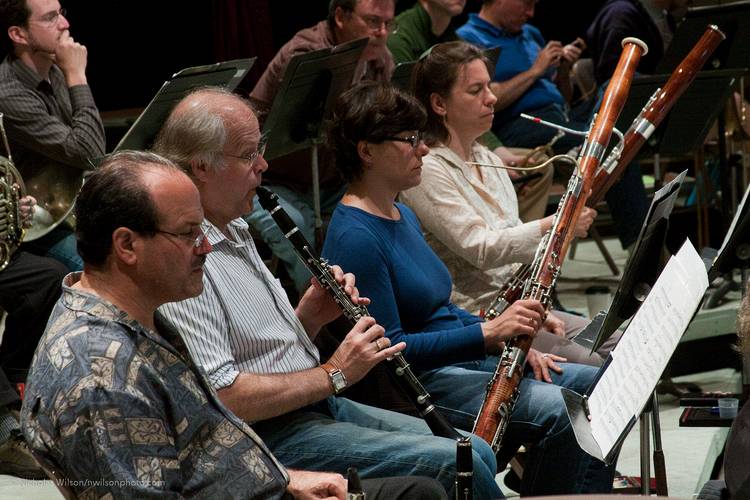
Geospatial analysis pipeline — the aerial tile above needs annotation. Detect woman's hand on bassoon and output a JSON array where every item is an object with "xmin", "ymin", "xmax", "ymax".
[
  {"xmin": 481, "ymin": 299, "xmax": 545, "ymax": 353},
  {"xmin": 328, "ymin": 316, "xmax": 406, "ymax": 386},
  {"xmin": 527, "ymin": 348, "xmax": 566, "ymax": 383},
  {"xmin": 573, "ymin": 207, "xmax": 597, "ymax": 238}
]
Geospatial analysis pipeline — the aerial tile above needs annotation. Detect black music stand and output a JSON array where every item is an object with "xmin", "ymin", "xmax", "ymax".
[
  {"xmin": 115, "ymin": 58, "xmax": 255, "ymax": 151},
  {"xmin": 657, "ymin": 2, "xmax": 750, "ymax": 74},
  {"xmin": 391, "ymin": 61, "xmax": 417, "ymax": 91},
  {"xmin": 572, "ymin": 172, "xmax": 686, "ymax": 496},
  {"xmin": 574, "ymin": 171, "xmax": 687, "ymax": 353},
  {"xmin": 261, "ymin": 38, "xmax": 367, "ymax": 241}
]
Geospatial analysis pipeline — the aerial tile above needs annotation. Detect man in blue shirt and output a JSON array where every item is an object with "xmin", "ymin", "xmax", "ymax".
[
  {"xmin": 459, "ymin": 0, "xmax": 649, "ymax": 251},
  {"xmin": 457, "ymin": 0, "xmax": 585, "ymax": 152}
]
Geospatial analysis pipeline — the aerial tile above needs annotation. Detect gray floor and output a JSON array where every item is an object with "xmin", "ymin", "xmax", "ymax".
[{"xmin": 0, "ymin": 236, "xmax": 741, "ymax": 498}]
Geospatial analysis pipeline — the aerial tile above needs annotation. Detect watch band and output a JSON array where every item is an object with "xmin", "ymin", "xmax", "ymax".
[{"xmin": 320, "ymin": 362, "xmax": 347, "ymax": 394}]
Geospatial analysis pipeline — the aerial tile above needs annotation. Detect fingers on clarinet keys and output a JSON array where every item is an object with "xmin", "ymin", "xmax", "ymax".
[{"xmin": 374, "ymin": 337, "xmax": 389, "ymax": 352}]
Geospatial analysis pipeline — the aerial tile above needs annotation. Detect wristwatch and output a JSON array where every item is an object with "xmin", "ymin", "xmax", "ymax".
[{"xmin": 321, "ymin": 362, "xmax": 347, "ymax": 395}]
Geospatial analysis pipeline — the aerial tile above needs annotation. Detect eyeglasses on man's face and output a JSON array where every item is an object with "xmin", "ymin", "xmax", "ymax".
[
  {"xmin": 350, "ymin": 10, "xmax": 398, "ymax": 34},
  {"xmin": 155, "ymin": 227, "xmax": 208, "ymax": 248},
  {"xmin": 223, "ymin": 135, "xmax": 268, "ymax": 166},
  {"xmin": 29, "ymin": 7, "xmax": 66, "ymax": 27}
]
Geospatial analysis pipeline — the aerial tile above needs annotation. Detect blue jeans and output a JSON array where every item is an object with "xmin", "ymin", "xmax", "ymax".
[
  {"xmin": 419, "ymin": 358, "xmax": 616, "ymax": 496},
  {"xmin": 252, "ymin": 397, "xmax": 504, "ymax": 499},
  {"xmin": 20, "ymin": 225, "xmax": 82, "ymax": 272},
  {"xmin": 245, "ymin": 184, "xmax": 346, "ymax": 291}
]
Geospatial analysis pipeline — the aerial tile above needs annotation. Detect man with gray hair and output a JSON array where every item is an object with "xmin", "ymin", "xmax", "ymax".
[
  {"xmin": 247, "ymin": 0, "xmax": 396, "ymax": 291},
  {"xmin": 154, "ymin": 87, "xmax": 502, "ymax": 499}
]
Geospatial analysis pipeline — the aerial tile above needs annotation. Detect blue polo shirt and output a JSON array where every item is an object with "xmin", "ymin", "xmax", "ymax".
[{"xmin": 457, "ymin": 14, "xmax": 564, "ymax": 123}]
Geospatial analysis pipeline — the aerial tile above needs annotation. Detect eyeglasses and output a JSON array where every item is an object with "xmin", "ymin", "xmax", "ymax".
[
  {"xmin": 223, "ymin": 136, "xmax": 267, "ymax": 166},
  {"xmin": 378, "ymin": 132, "xmax": 424, "ymax": 150},
  {"xmin": 155, "ymin": 227, "xmax": 208, "ymax": 248},
  {"xmin": 351, "ymin": 11, "xmax": 398, "ymax": 34},
  {"xmin": 30, "ymin": 7, "xmax": 66, "ymax": 26}
]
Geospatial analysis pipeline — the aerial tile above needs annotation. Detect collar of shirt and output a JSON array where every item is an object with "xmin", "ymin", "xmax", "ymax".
[
  {"xmin": 202, "ymin": 217, "xmax": 250, "ymax": 247},
  {"xmin": 6, "ymin": 55, "xmax": 61, "ymax": 93},
  {"xmin": 467, "ymin": 13, "xmax": 516, "ymax": 39}
]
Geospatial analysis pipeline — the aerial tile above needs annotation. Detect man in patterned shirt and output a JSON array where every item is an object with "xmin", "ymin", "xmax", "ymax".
[{"xmin": 20, "ymin": 151, "xmax": 442, "ymax": 499}]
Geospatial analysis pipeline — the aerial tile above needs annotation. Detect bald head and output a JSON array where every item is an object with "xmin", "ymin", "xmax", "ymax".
[{"xmin": 153, "ymin": 87, "xmax": 259, "ymax": 174}]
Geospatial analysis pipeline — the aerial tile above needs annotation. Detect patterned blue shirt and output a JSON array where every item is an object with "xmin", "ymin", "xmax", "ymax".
[{"xmin": 21, "ymin": 273, "xmax": 289, "ymax": 499}]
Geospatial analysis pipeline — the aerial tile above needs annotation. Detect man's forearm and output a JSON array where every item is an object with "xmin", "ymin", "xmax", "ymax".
[
  {"xmin": 218, "ymin": 368, "xmax": 332, "ymax": 422},
  {"xmin": 490, "ymin": 68, "xmax": 542, "ymax": 111}
]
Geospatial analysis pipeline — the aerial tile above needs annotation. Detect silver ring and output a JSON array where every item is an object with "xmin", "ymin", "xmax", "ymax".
[
  {"xmin": 375, "ymin": 338, "xmax": 385, "ymax": 352},
  {"xmin": 541, "ymin": 353, "xmax": 549, "ymax": 359}
]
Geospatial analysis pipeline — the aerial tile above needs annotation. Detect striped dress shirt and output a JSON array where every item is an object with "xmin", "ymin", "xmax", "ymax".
[{"xmin": 160, "ymin": 218, "xmax": 320, "ymax": 390}]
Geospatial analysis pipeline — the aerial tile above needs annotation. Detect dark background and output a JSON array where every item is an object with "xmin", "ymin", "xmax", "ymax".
[{"xmin": 36, "ymin": 0, "xmax": 607, "ymax": 113}]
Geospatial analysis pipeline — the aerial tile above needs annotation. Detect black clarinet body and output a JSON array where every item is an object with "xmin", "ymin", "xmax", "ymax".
[
  {"xmin": 256, "ymin": 186, "xmax": 462, "ymax": 440},
  {"xmin": 455, "ymin": 437, "xmax": 473, "ymax": 500}
]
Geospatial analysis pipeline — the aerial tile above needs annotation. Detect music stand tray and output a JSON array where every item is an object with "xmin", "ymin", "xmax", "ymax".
[{"xmin": 115, "ymin": 58, "xmax": 255, "ymax": 151}]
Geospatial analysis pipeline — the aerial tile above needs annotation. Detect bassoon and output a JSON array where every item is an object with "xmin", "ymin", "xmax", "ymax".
[
  {"xmin": 482, "ymin": 25, "xmax": 725, "ymax": 323},
  {"xmin": 256, "ymin": 186, "xmax": 462, "ymax": 440},
  {"xmin": 473, "ymin": 38, "xmax": 648, "ymax": 452}
]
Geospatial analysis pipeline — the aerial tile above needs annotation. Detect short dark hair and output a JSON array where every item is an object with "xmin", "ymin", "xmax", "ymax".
[
  {"xmin": 326, "ymin": 81, "xmax": 427, "ymax": 183},
  {"xmin": 75, "ymin": 151, "xmax": 180, "ymax": 266},
  {"xmin": 0, "ymin": 0, "xmax": 30, "ymax": 54},
  {"xmin": 412, "ymin": 41, "xmax": 490, "ymax": 146},
  {"xmin": 328, "ymin": 0, "xmax": 357, "ymax": 25}
]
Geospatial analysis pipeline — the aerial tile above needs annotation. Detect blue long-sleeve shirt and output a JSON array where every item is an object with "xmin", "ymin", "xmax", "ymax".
[{"xmin": 322, "ymin": 203, "xmax": 485, "ymax": 370}]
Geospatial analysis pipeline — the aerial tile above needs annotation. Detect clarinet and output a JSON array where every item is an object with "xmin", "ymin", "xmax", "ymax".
[
  {"xmin": 473, "ymin": 38, "xmax": 648, "ymax": 452},
  {"xmin": 256, "ymin": 186, "xmax": 462, "ymax": 440},
  {"xmin": 481, "ymin": 25, "xmax": 725, "ymax": 324},
  {"xmin": 455, "ymin": 437, "xmax": 473, "ymax": 500}
]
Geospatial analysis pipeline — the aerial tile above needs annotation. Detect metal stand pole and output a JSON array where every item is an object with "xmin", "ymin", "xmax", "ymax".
[
  {"xmin": 311, "ymin": 142, "xmax": 322, "ymax": 249},
  {"xmin": 639, "ymin": 410, "xmax": 651, "ymax": 495}
]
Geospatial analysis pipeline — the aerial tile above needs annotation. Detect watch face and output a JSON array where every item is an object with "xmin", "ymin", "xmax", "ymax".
[{"xmin": 331, "ymin": 371, "xmax": 347, "ymax": 392}]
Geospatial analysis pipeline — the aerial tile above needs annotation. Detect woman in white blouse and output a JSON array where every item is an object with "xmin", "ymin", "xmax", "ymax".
[{"xmin": 400, "ymin": 41, "xmax": 615, "ymax": 365}]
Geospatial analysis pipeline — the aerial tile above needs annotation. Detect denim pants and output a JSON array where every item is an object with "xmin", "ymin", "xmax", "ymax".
[
  {"xmin": 245, "ymin": 184, "xmax": 346, "ymax": 291},
  {"xmin": 419, "ymin": 357, "xmax": 616, "ymax": 496},
  {"xmin": 20, "ymin": 225, "xmax": 82, "ymax": 272},
  {"xmin": 252, "ymin": 396, "xmax": 504, "ymax": 499}
]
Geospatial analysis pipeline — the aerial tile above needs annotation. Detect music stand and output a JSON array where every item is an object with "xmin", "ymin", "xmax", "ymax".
[
  {"xmin": 115, "ymin": 58, "xmax": 255, "ymax": 151},
  {"xmin": 261, "ymin": 38, "xmax": 367, "ymax": 241},
  {"xmin": 574, "ymin": 171, "xmax": 687, "ymax": 353},
  {"xmin": 657, "ymin": 2, "xmax": 750, "ymax": 73},
  {"xmin": 391, "ymin": 61, "xmax": 417, "ymax": 91}
]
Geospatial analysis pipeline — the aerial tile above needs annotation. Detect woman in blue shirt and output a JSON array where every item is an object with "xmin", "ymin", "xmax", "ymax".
[{"xmin": 322, "ymin": 79, "xmax": 615, "ymax": 495}]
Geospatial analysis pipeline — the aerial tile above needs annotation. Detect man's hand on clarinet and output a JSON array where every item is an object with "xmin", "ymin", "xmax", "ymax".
[
  {"xmin": 481, "ymin": 299, "xmax": 545, "ymax": 353},
  {"xmin": 328, "ymin": 316, "xmax": 405, "ymax": 387},
  {"xmin": 527, "ymin": 349, "xmax": 566, "ymax": 383},
  {"xmin": 296, "ymin": 265, "xmax": 370, "ymax": 335}
]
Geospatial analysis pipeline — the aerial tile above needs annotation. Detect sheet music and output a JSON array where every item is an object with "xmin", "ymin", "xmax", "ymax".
[{"xmin": 588, "ymin": 240, "xmax": 708, "ymax": 456}]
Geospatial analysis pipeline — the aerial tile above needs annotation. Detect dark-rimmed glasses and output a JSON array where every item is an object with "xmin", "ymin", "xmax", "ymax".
[{"xmin": 377, "ymin": 132, "xmax": 424, "ymax": 150}]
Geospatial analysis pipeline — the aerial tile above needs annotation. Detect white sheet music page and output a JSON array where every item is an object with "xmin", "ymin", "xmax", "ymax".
[{"xmin": 588, "ymin": 240, "xmax": 708, "ymax": 457}]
